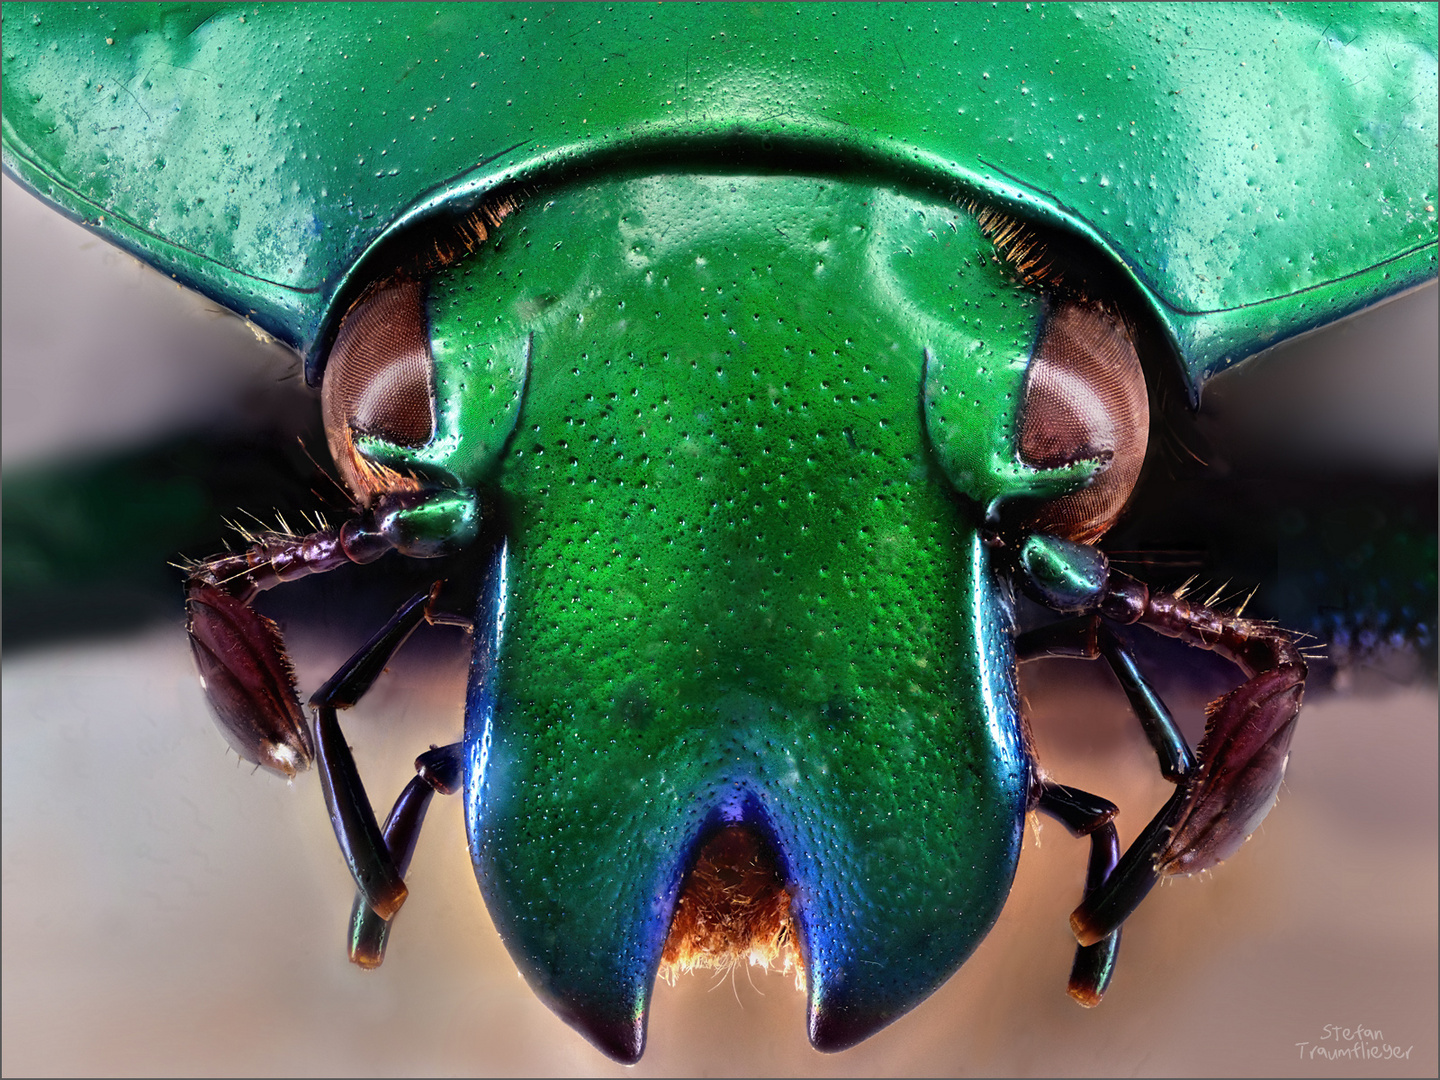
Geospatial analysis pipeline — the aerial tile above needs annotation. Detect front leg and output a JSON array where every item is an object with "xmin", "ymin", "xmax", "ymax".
[
  {"xmin": 1016, "ymin": 535, "xmax": 1306, "ymax": 949},
  {"xmin": 348, "ymin": 743, "xmax": 464, "ymax": 968},
  {"xmin": 1100, "ymin": 574, "xmax": 1307, "ymax": 877},
  {"xmin": 1065, "ymin": 571, "xmax": 1306, "ymax": 946}
]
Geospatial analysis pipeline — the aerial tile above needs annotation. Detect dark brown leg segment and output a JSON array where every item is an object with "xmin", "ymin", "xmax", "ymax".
[{"xmin": 1066, "ymin": 572, "xmax": 1307, "ymax": 945}]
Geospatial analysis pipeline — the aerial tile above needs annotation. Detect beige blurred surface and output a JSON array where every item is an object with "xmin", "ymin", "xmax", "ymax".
[
  {"xmin": 3, "ymin": 636, "xmax": 1435, "ymax": 1076},
  {"xmin": 3, "ymin": 177, "xmax": 1437, "ymax": 1076}
]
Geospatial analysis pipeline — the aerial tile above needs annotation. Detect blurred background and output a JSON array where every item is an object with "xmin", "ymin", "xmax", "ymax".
[{"xmin": 3, "ymin": 173, "xmax": 1436, "ymax": 1076}]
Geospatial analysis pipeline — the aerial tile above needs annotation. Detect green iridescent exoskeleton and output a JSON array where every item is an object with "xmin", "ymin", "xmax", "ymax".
[
  {"xmin": 2, "ymin": 0, "xmax": 1436, "ymax": 1066},
  {"xmin": 407, "ymin": 174, "xmax": 1074, "ymax": 1049},
  {"xmin": 2, "ymin": 4, "xmax": 1434, "ymax": 394}
]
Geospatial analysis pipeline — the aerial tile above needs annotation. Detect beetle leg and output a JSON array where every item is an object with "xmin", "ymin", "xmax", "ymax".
[
  {"xmin": 310, "ymin": 587, "xmax": 439, "ymax": 708},
  {"xmin": 349, "ymin": 743, "xmax": 464, "ymax": 968},
  {"xmin": 1017, "ymin": 616, "xmax": 1195, "ymax": 780},
  {"xmin": 309, "ymin": 586, "xmax": 454, "ymax": 923},
  {"xmin": 1020, "ymin": 616, "xmax": 1194, "ymax": 984},
  {"xmin": 332, "ymin": 538, "xmax": 499, "ymax": 967},
  {"xmin": 1035, "ymin": 781, "xmax": 1122, "ymax": 1005},
  {"xmin": 1066, "ymin": 787, "xmax": 1191, "ymax": 949},
  {"xmin": 1018, "ymin": 563, "xmax": 1305, "ymax": 950},
  {"xmin": 1064, "ymin": 571, "xmax": 1306, "ymax": 946}
]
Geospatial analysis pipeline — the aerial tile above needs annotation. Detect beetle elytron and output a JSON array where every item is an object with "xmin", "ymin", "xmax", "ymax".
[{"xmin": 3, "ymin": 2, "xmax": 1435, "ymax": 1063}]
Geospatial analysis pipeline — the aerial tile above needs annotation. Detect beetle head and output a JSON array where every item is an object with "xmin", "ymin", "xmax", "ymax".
[{"xmin": 316, "ymin": 171, "xmax": 1162, "ymax": 1058}]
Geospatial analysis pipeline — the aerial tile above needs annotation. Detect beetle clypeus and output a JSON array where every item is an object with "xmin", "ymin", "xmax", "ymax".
[{"xmin": 3, "ymin": 2, "xmax": 1435, "ymax": 1067}]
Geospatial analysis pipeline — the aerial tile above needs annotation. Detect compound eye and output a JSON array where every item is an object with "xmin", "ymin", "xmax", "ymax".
[
  {"xmin": 321, "ymin": 278, "xmax": 436, "ymax": 505},
  {"xmin": 1018, "ymin": 301, "xmax": 1148, "ymax": 543}
]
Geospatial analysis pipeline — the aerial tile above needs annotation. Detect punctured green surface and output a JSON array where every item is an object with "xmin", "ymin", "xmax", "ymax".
[
  {"xmin": 2, "ymin": 3, "xmax": 1434, "ymax": 393},
  {"xmin": 431, "ymin": 174, "xmax": 1047, "ymax": 1051}
]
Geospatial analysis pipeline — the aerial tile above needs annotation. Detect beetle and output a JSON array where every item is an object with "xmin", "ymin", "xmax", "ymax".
[
  {"xmin": 6, "ymin": 209, "xmax": 1436, "ymax": 1077},
  {"xmin": 3, "ymin": 3, "xmax": 1436, "ymax": 1070}
]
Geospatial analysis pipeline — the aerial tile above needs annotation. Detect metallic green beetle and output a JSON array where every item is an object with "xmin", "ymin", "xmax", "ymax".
[{"xmin": 3, "ymin": 2, "xmax": 1435, "ymax": 1063}]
